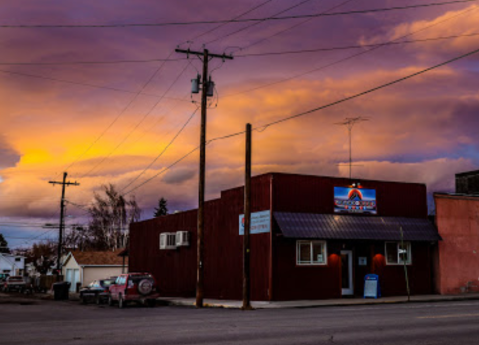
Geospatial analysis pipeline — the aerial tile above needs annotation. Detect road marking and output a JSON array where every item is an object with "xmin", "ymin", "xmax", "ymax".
[{"xmin": 418, "ymin": 313, "xmax": 479, "ymax": 319}]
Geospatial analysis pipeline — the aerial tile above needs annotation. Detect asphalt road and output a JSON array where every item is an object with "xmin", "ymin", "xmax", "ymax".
[{"xmin": 1, "ymin": 297, "xmax": 479, "ymax": 345}]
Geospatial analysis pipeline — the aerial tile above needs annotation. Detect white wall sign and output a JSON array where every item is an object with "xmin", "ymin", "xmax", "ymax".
[{"xmin": 239, "ymin": 210, "xmax": 270, "ymax": 235}]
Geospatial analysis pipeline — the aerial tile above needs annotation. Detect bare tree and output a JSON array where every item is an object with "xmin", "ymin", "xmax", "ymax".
[{"xmin": 87, "ymin": 184, "xmax": 141, "ymax": 251}]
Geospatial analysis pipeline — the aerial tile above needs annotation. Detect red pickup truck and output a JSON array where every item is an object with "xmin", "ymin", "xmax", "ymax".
[{"xmin": 108, "ymin": 273, "xmax": 159, "ymax": 308}]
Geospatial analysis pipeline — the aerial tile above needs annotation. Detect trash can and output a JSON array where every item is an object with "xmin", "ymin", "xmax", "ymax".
[{"xmin": 53, "ymin": 281, "xmax": 71, "ymax": 300}]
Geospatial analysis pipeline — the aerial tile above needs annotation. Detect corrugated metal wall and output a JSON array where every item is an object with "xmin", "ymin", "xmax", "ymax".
[
  {"xmin": 129, "ymin": 174, "xmax": 272, "ymax": 300},
  {"xmin": 130, "ymin": 172, "xmax": 432, "ymax": 301},
  {"xmin": 271, "ymin": 173, "xmax": 428, "ymax": 218},
  {"xmin": 270, "ymin": 173, "xmax": 432, "ymax": 300}
]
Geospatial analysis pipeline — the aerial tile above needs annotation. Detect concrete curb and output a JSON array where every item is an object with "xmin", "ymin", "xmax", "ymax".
[{"xmin": 158, "ymin": 294, "xmax": 479, "ymax": 310}]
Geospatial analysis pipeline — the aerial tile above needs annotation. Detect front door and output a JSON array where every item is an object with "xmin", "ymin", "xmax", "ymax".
[{"xmin": 341, "ymin": 250, "xmax": 354, "ymax": 296}]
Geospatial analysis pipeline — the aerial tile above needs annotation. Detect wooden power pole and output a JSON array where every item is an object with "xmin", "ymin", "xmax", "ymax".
[
  {"xmin": 242, "ymin": 123, "xmax": 253, "ymax": 310},
  {"xmin": 175, "ymin": 48, "xmax": 233, "ymax": 308},
  {"xmin": 49, "ymin": 172, "xmax": 79, "ymax": 273}
]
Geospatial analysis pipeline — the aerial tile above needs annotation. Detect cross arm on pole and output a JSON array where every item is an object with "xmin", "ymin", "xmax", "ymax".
[{"xmin": 175, "ymin": 48, "xmax": 233, "ymax": 60}]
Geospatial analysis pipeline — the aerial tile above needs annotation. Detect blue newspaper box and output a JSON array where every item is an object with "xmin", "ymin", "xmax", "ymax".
[{"xmin": 364, "ymin": 274, "xmax": 381, "ymax": 299}]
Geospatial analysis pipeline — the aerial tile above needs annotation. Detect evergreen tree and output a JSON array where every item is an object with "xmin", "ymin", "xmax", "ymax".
[
  {"xmin": 0, "ymin": 233, "xmax": 10, "ymax": 254},
  {"xmin": 154, "ymin": 197, "xmax": 168, "ymax": 217}
]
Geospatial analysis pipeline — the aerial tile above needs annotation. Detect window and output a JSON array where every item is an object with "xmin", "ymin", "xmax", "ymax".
[
  {"xmin": 15, "ymin": 258, "xmax": 21, "ymax": 262},
  {"xmin": 297, "ymin": 241, "xmax": 327, "ymax": 265},
  {"xmin": 160, "ymin": 233, "xmax": 177, "ymax": 249},
  {"xmin": 385, "ymin": 242, "xmax": 412, "ymax": 265}
]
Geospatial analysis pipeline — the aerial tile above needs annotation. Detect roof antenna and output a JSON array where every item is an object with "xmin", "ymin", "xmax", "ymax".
[{"xmin": 335, "ymin": 117, "xmax": 369, "ymax": 180}]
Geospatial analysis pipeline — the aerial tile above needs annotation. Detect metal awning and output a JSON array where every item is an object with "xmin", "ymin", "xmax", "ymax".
[{"xmin": 274, "ymin": 212, "xmax": 441, "ymax": 241}]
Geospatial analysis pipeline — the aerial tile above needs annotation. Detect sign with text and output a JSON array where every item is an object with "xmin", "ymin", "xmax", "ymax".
[
  {"xmin": 334, "ymin": 187, "xmax": 377, "ymax": 215},
  {"xmin": 364, "ymin": 274, "xmax": 381, "ymax": 299},
  {"xmin": 239, "ymin": 210, "xmax": 270, "ymax": 235}
]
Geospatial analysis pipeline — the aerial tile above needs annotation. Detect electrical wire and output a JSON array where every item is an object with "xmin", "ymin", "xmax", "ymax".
[
  {"xmin": 119, "ymin": 106, "xmax": 200, "ymax": 193},
  {"xmin": 91, "ymin": 3, "xmax": 277, "ymax": 196},
  {"xmin": 0, "ymin": 1, "xmax": 474, "ymax": 28},
  {"xmin": 226, "ymin": 4, "xmax": 478, "ymax": 97},
  {"xmin": 184, "ymin": 0, "xmax": 274, "ymax": 46},
  {"xmin": 235, "ymin": 32, "xmax": 479, "ymax": 57},
  {"xmin": 0, "ymin": 58, "xmax": 185, "ymax": 66},
  {"xmin": 239, "ymin": 0, "xmax": 357, "ymax": 52},
  {"xmin": 64, "ymin": 51, "xmax": 180, "ymax": 178},
  {"xmin": 87, "ymin": 91, "xmax": 192, "ymax": 179},
  {"xmin": 204, "ymin": 0, "xmax": 314, "ymax": 45},
  {"xmin": 123, "ymin": 146, "xmax": 200, "ymax": 195},
  {"xmin": 64, "ymin": 0, "xmax": 260, "ymax": 181},
  {"xmin": 123, "ymin": 44, "xmax": 479, "ymax": 195},
  {"xmin": 0, "ymin": 68, "xmax": 189, "ymax": 101},
  {"xmin": 253, "ymin": 46, "xmax": 479, "ymax": 129},
  {"xmin": 77, "ymin": 61, "xmax": 191, "ymax": 178},
  {"xmin": 49, "ymin": 2, "xmax": 280, "ymax": 212}
]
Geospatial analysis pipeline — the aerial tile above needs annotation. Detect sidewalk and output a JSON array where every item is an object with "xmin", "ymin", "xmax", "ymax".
[{"xmin": 158, "ymin": 293, "xmax": 479, "ymax": 309}]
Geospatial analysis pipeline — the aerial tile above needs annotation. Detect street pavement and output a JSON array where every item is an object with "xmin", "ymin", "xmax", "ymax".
[{"xmin": 1, "ymin": 295, "xmax": 479, "ymax": 344}]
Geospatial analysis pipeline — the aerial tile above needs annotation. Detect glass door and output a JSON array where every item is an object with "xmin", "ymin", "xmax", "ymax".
[{"xmin": 341, "ymin": 250, "xmax": 354, "ymax": 296}]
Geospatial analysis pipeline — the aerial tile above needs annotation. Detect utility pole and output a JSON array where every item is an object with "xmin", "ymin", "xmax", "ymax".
[
  {"xmin": 175, "ymin": 48, "xmax": 233, "ymax": 308},
  {"xmin": 49, "ymin": 172, "xmax": 79, "ymax": 274},
  {"xmin": 400, "ymin": 227, "xmax": 411, "ymax": 302},
  {"xmin": 335, "ymin": 117, "xmax": 369, "ymax": 180},
  {"xmin": 242, "ymin": 123, "xmax": 253, "ymax": 310}
]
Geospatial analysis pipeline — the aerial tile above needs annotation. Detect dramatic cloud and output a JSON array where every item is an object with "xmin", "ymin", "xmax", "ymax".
[{"xmin": 1, "ymin": 0, "xmax": 478, "ymax": 247}]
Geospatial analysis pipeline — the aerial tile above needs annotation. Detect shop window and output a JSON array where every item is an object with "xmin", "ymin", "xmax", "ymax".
[
  {"xmin": 385, "ymin": 242, "xmax": 411, "ymax": 265},
  {"xmin": 297, "ymin": 241, "xmax": 327, "ymax": 265}
]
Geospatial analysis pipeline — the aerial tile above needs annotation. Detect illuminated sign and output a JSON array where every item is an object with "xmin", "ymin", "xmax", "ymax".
[
  {"xmin": 239, "ymin": 210, "xmax": 270, "ymax": 235},
  {"xmin": 334, "ymin": 187, "xmax": 377, "ymax": 215}
]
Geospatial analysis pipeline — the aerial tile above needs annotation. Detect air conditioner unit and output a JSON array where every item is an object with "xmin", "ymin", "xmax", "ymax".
[
  {"xmin": 160, "ymin": 233, "xmax": 176, "ymax": 250},
  {"xmin": 176, "ymin": 231, "xmax": 190, "ymax": 247}
]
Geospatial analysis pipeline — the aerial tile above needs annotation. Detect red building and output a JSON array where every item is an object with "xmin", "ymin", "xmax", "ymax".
[
  {"xmin": 434, "ymin": 193, "xmax": 479, "ymax": 295},
  {"xmin": 129, "ymin": 173, "xmax": 440, "ymax": 301}
]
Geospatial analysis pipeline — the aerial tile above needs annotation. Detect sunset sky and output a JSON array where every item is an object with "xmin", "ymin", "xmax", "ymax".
[{"xmin": 1, "ymin": 0, "xmax": 479, "ymax": 248}]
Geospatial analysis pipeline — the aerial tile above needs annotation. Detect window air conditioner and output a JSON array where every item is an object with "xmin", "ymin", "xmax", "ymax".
[{"xmin": 176, "ymin": 231, "xmax": 190, "ymax": 247}]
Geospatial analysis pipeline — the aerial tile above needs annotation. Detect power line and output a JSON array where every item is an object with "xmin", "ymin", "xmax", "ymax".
[
  {"xmin": 255, "ymin": 46, "xmax": 479, "ymax": 130},
  {"xmin": 186, "ymin": 0, "xmax": 274, "ymax": 45},
  {"xmin": 57, "ymin": 1, "xmax": 269, "ymax": 198},
  {"xmin": 0, "ymin": 1, "xmax": 474, "ymax": 28},
  {"xmin": 235, "ymin": 33, "xmax": 479, "ymax": 57},
  {"xmin": 12, "ymin": 2, "xmax": 474, "ymax": 64},
  {"xmin": 0, "ymin": 57, "xmax": 185, "ymax": 66},
  {"xmin": 76, "ymin": 61, "xmax": 191, "ymax": 178},
  {"xmin": 124, "ymin": 146, "xmax": 199, "ymax": 195},
  {"xmin": 226, "ymin": 4, "xmax": 478, "ymax": 97},
  {"xmin": 119, "ymin": 107, "xmax": 199, "ymax": 193},
  {"xmin": 64, "ymin": 51, "xmax": 180, "ymax": 178},
  {"xmin": 0, "ymin": 68, "xmax": 189, "ymax": 101},
  {"xmin": 204, "ymin": 0, "xmax": 314, "ymax": 45},
  {"xmin": 124, "ymin": 44, "xmax": 479, "ymax": 195},
  {"xmin": 85, "ymin": 91, "xmax": 192, "ymax": 179},
  {"xmin": 239, "ymin": 0, "xmax": 356, "ymax": 52}
]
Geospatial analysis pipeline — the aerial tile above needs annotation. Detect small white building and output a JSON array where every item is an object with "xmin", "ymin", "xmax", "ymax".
[
  {"xmin": 62, "ymin": 249, "xmax": 127, "ymax": 292},
  {"xmin": 0, "ymin": 253, "xmax": 25, "ymax": 276}
]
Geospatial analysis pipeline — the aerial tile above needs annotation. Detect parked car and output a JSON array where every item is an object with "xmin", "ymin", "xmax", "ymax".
[
  {"xmin": 2, "ymin": 276, "xmax": 27, "ymax": 293},
  {"xmin": 108, "ymin": 273, "xmax": 159, "ymax": 308},
  {"xmin": 79, "ymin": 279, "xmax": 115, "ymax": 304}
]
